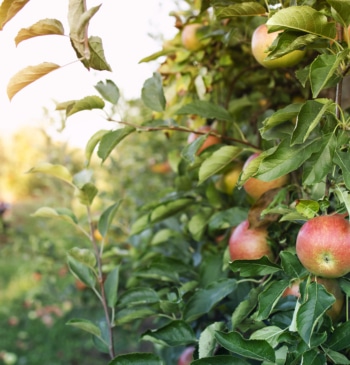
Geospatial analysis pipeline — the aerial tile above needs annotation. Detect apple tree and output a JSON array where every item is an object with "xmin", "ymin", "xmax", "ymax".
[{"xmin": 3, "ymin": 0, "xmax": 350, "ymax": 364}]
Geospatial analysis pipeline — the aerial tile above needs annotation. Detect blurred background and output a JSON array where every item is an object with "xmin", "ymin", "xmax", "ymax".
[{"xmin": 0, "ymin": 1, "xmax": 184, "ymax": 364}]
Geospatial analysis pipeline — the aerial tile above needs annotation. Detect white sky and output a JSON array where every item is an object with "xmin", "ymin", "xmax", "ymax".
[{"xmin": 0, "ymin": 0, "xmax": 178, "ymax": 147}]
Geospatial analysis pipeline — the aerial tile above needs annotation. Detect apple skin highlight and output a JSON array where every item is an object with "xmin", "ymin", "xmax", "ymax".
[{"xmin": 296, "ymin": 214, "xmax": 350, "ymax": 278}]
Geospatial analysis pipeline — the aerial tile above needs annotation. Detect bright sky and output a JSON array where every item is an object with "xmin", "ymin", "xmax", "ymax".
[{"xmin": 0, "ymin": 1, "xmax": 177, "ymax": 147}]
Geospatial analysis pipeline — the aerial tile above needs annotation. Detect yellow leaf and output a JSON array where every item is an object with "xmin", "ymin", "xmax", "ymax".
[
  {"xmin": 15, "ymin": 18, "xmax": 64, "ymax": 46},
  {"xmin": 7, "ymin": 62, "xmax": 60, "ymax": 100}
]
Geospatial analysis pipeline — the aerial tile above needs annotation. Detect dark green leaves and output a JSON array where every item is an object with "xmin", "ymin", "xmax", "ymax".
[
  {"xmin": 142, "ymin": 320, "xmax": 197, "ymax": 347},
  {"xmin": 229, "ymin": 257, "xmax": 281, "ymax": 277},
  {"xmin": 183, "ymin": 279, "xmax": 237, "ymax": 322},
  {"xmin": 297, "ymin": 282, "xmax": 335, "ymax": 345}
]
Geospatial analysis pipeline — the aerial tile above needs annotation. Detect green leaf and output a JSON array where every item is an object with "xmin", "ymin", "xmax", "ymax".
[
  {"xmin": 291, "ymin": 99, "xmax": 332, "ymax": 145},
  {"xmin": 198, "ymin": 146, "xmax": 242, "ymax": 184},
  {"xmin": 232, "ymin": 288, "xmax": 261, "ymax": 330},
  {"xmin": 324, "ymin": 348, "xmax": 350, "ymax": 364},
  {"xmin": 94, "ymin": 79, "xmax": 120, "ymax": 105},
  {"xmin": 301, "ymin": 349, "xmax": 326, "ymax": 365},
  {"xmin": 114, "ymin": 306, "xmax": 157, "ymax": 325},
  {"xmin": 255, "ymin": 137, "xmax": 323, "ymax": 181},
  {"xmin": 215, "ymin": 2, "xmax": 266, "ymax": 17},
  {"xmin": 117, "ymin": 287, "xmax": 160, "ymax": 308},
  {"xmin": 67, "ymin": 254, "xmax": 96, "ymax": 288},
  {"xmin": 309, "ymin": 54, "xmax": 343, "ymax": 98},
  {"xmin": 68, "ymin": 247, "xmax": 96, "ymax": 269},
  {"xmin": 131, "ymin": 198, "xmax": 194, "ymax": 235},
  {"xmin": 326, "ymin": 0, "xmax": 350, "ymax": 26},
  {"xmin": 150, "ymin": 197, "xmax": 194, "ymax": 225},
  {"xmin": 66, "ymin": 318, "xmax": 101, "ymax": 337},
  {"xmin": 104, "ymin": 266, "xmax": 119, "ymax": 308},
  {"xmin": 141, "ymin": 72, "xmax": 166, "ymax": 112},
  {"xmin": 176, "ymin": 100, "xmax": 232, "ymax": 122},
  {"xmin": 302, "ymin": 133, "xmax": 337, "ymax": 185},
  {"xmin": 142, "ymin": 320, "xmax": 197, "ymax": 347},
  {"xmin": 31, "ymin": 207, "xmax": 79, "ymax": 228},
  {"xmin": 266, "ymin": 6, "xmax": 336, "ymax": 39},
  {"xmin": 15, "ymin": 18, "xmax": 64, "ymax": 45},
  {"xmin": 280, "ymin": 251, "xmax": 308, "ymax": 279},
  {"xmin": 183, "ymin": 279, "xmax": 237, "ymax": 322},
  {"xmin": 208, "ymin": 207, "xmax": 249, "ymax": 231},
  {"xmin": 295, "ymin": 200, "xmax": 320, "ymax": 219},
  {"xmin": 250, "ymin": 326, "xmax": 284, "ymax": 348},
  {"xmin": 215, "ymin": 331, "xmax": 275, "ymax": 363},
  {"xmin": 257, "ymin": 280, "xmax": 290, "ymax": 320},
  {"xmin": 181, "ymin": 134, "xmax": 211, "ymax": 163},
  {"xmin": 108, "ymin": 353, "xmax": 163, "ymax": 365},
  {"xmin": 188, "ymin": 209, "xmax": 213, "ymax": 241},
  {"xmin": 297, "ymin": 282, "xmax": 335, "ymax": 345},
  {"xmin": 334, "ymin": 150, "xmax": 350, "ymax": 190},
  {"xmin": 85, "ymin": 129, "xmax": 109, "ymax": 165},
  {"xmin": 229, "ymin": 257, "xmax": 281, "ymax": 277},
  {"xmin": 260, "ymin": 103, "xmax": 302, "ymax": 135},
  {"xmin": 326, "ymin": 321, "xmax": 350, "ymax": 351},
  {"xmin": 85, "ymin": 36, "xmax": 112, "ymax": 71},
  {"xmin": 133, "ymin": 263, "xmax": 180, "ymax": 283},
  {"xmin": 198, "ymin": 322, "xmax": 225, "ymax": 358},
  {"xmin": 0, "ymin": 0, "xmax": 30, "ymax": 30},
  {"xmin": 74, "ymin": 182, "xmax": 98, "ymax": 206},
  {"xmin": 98, "ymin": 201, "xmax": 122, "ymax": 237},
  {"xmin": 28, "ymin": 162, "xmax": 72, "ymax": 185},
  {"xmin": 66, "ymin": 95, "xmax": 105, "ymax": 117},
  {"xmin": 97, "ymin": 126, "xmax": 136, "ymax": 163},
  {"xmin": 7, "ymin": 62, "xmax": 60, "ymax": 100}
]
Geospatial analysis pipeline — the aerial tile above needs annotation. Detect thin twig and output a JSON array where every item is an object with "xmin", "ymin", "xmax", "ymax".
[{"xmin": 117, "ymin": 121, "xmax": 260, "ymax": 150}]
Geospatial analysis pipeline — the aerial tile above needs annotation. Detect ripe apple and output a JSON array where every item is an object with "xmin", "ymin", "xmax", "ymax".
[
  {"xmin": 181, "ymin": 23, "xmax": 205, "ymax": 51},
  {"xmin": 229, "ymin": 219, "xmax": 274, "ymax": 261},
  {"xmin": 178, "ymin": 346, "xmax": 195, "ymax": 365},
  {"xmin": 243, "ymin": 153, "xmax": 289, "ymax": 201},
  {"xmin": 296, "ymin": 214, "xmax": 350, "ymax": 278},
  {"xmin": 187, "ymin": 126, "xmax": 221, "ymax": 155},
  {"xmin": 251, "ymin": 24, "xmax": 306, "ymax": 68},
  {"xmin": 282, "ymin": 281, "xmax": 301, "ymax": 298},
  {"xmin": 216, "ymin": 162, "xmax": 243, "ymax": 194}
]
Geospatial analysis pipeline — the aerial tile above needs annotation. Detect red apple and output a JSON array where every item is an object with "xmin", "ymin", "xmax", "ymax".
[
  {"xmin": 251, "ymin": 24, "xmax": 306, "ymax": 69},
  {"xmin": 229, "ymin": 219, "xmax": 274, "ymax": 261},
  {"xmin": 187, "ymin": 126, "xmax": 221, "ymax": 155},
  {"xmin": 243, "ymin": 152, "xmax": 289, "ymax": 201},
  {"xmin": 296, "ymin": 214, "xmax": 350, "ymax": 278},
  {"xmin": 178, "ymin": 346, "xmax": 195, "ymax": 365},
  {"xmin": 282, "ymin": 281, "xmax": 301, "ymax": 298}
]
